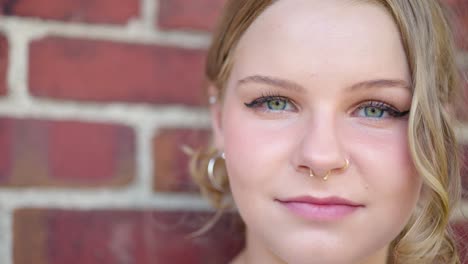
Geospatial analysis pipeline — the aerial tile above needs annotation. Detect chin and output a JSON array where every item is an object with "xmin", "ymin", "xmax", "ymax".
[
  {"xmin": 268, "ymin": 238, "xmax": 386, "ymax": 264},
  {"xmin": 278, "ymin": 251, "xmax": 375, "ymax": 264},
  {"xmin": 278, "ymin": 252, "xmax": 354, "ymax": 264}
]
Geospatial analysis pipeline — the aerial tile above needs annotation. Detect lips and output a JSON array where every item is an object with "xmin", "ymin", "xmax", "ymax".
[
  {"xmin": 278, "ymin": 196, "xmax": 363, "ymax": 206},
  {"xmin": 276, "ymin": 196, "xmax": 364, "ymax": 221}
]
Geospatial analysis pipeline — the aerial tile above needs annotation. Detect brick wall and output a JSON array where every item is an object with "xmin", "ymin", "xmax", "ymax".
[{"xmin": 0, "ymin": 1, "xmax": 465, "ymax": 264}]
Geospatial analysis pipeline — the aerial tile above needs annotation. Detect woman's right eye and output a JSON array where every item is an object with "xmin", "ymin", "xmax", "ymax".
[{"xmin": 244, "ymin": 95, "xmax": 296, "ymax": 112}]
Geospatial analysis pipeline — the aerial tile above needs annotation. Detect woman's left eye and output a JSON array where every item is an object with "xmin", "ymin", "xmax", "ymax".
[
  {"xmin": 361, "ymin": 106, "xmax": 385, "ymax": 118},
  {"xmin": 355, "ymin": 101, "xmax": 409, "ymax": 119}
]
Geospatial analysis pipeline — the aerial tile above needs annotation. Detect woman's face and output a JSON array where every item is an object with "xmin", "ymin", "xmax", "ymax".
[{"xmin": 211, "ymin": 0, "xmax": 423, "ymax": 263}]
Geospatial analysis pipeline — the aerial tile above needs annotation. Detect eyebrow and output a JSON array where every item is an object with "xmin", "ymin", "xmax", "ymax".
[
  {"xmin": 237, "ymin": 75, "xmax": 305, "ymax": 92},
  {"xmin": 349, "ymin": 79, "xmax": 411, "ymax": 91},
  {"xmin": 237, "ymin": 74, "xmax": 411, "ymax": 93}
]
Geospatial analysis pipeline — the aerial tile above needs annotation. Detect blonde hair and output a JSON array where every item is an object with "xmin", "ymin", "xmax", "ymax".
[{"xmin": 190, "ymin": 0, "xmax": 464, "ymax": 263}]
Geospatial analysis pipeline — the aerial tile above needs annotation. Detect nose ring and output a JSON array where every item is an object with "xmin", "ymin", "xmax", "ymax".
[{"xmin": 309, "ymin": 159, "xmax": 350, "ymax": 181}]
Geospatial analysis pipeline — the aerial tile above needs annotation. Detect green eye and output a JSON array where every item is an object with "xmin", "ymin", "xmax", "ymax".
[
  {"xmin": 267, "ymin": 99, "xmax": 287, "ymax": 110},
  {"xmin": 244, "ymin": 95, "xmax": 295, "ymax": 112},
  {"xmin": 364, "ymin": 106, "xmax": 384, "ymax": 118}
]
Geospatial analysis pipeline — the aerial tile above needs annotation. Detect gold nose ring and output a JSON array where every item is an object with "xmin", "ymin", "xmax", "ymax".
[
  {"xmin": 309, "ymin": 159, "xmax": 350, "ymax": 181},
  {"xmin": 341, "ymin": 158, "xmax": 350, "ymax": 170},
  {"xmin": 309, "ymin": 168, "xmax": 331, "ymax": 181}
]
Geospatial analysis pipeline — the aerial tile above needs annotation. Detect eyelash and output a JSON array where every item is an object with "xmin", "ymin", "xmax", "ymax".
[
  {"xmin": 356, "ymin": 101, "xmax": 409, "ymax": 118},
  {"xmin": 244, "ymin": 93, "xmax": 291, "ymax": 110},
  {"xmin": 244, "ymin": 94, "xmax": 409, "ymax": 118}
]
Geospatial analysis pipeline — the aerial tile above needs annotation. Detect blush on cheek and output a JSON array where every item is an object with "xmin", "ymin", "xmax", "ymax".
[{"xmin": 347, "ymin": 122, "xmax": 419, "ymax": 186}]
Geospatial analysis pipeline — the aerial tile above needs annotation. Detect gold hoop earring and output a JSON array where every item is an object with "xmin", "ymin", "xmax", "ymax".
[{"xmin": 207, "ymin": 152, "xmax": 225, "ymax": 191}]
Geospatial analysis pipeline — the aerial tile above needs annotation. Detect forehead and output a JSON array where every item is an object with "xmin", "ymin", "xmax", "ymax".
[{"xmin": 231, "ymin": 0, "xmax": 409, "ymax": 84}]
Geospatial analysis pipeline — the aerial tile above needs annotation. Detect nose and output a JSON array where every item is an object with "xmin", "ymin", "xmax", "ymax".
[{"xmin": 292, "ymin": 114, "xmax": 348, "ymax": 179}]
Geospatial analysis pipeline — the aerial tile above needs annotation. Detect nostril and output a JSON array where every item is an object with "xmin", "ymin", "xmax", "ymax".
[{"xmin": 297, "ymin": 165, "xmax": 310, "ymax": 174}]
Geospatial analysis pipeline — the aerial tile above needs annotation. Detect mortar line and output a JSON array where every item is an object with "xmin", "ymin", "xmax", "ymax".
[
  {"xmin": 0, "ymin": 100, "xmax": 210, "ymax": 127},
  {"xmin": 141, "ymin": 0, "xmax": 158, "ymax": 31},
  {"xmin": 130, "ymin": 121, "xmax": 159, "ymax": 196},
  {"xmin": 0, "ymin": 190, "xmax": 212, "ymax": 211},
  {"xmin": 457, "ymin": 51, "xmax": 468, "ymax": 68},
  {"xmin": 0, "ymin": 16, "xmax": 211, "ymax": 49},
  {"xmin": 0, "ymin": 207, "xmax": 13, "ymax": 264},
  {"xmin": 3, "ymin": 23, "xmax": 31, "ymax": 106},
  {"xmin": 452, "ymin": 200, "xmax": 468, "ymax": 222},
  {"xmin": 456, "ymin": 124, "xmax": 468, "ymax": 143}
]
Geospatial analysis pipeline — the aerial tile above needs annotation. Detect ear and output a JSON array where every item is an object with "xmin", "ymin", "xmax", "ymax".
[{"xmin": 208, "ymin": 85, "xmax": 224, "ymax": 150}]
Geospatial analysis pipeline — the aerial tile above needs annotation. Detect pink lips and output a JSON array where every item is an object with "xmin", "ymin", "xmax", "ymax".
[{"xmin": 277, "ymin": 196, "xmax": 364, "ymax": 221}]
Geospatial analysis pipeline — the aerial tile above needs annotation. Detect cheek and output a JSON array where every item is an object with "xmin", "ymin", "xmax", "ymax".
[
  {"xmin": 221, "ymin": 104, "xmax": 296, "ymax": 196},
  {"xmin": 344, "ymin": 123, "xmax": 422, "ymax": 247},
  {"xmin": 223, "ymin": 116, "xmax": 285, "ymax": 181},
  {"xmin": 346, "ymin": 122, "xmax": 422, "ymax": 211}
]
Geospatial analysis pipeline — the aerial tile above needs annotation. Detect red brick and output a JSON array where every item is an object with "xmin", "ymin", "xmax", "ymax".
[
  {"xmin": 0, "ymin": 119, "xmax": 12, "ymax": 182},
  {"xmin": 49, "ymin": 121, "xmax": 134, "ymax": 181},
  {"xmin": 158, "ymin": 0, "xmax": 226, "ymax": 31},
  {"xmin": 0, "ymin": 33, "xmax": 8, "ymax": 95},
  {"xmin": 454, "ymin": 68, "xmax": 468, "ymax": 122},
  {"xmin": 29, "ymin": 36, "xmax": 207, "ymax": 106},
  {"xmin": 13, "ymin": 209, "xmax": 244, "ymax": 264},
  {"xmin": 463, "ymin": 145, "xmax": 468, "ymax": 194},
  {"xmin": 442, "ymin": 0, "xmax": 468, "ymax": 50},
  {"xmin": 153, "ymin": 128, "xmax": 211, "ymax": 192},
  {"xmin": 453, "ymin": 221, "xmax": 468, "ymax": 263},
  {"xmin": 0, "ymin": 118, "xmax": 135, "ymax": 187},
  {"xmin": 0, "ymin": 0, "xmax": 139, "ymax": 25}
]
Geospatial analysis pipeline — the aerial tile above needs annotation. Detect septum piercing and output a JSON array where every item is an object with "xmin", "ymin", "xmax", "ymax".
[{"xmin": 309, "ymin": 159, "xmax": 350, "ymax": 181}]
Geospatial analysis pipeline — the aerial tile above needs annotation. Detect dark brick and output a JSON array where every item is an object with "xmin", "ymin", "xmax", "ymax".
[{"xmin": 13, "ymin": 209, "xmax": 244, "ymax": 264}]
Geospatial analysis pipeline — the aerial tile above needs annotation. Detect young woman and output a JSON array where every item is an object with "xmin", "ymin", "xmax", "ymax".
[{"xmin": 191, "ymin": 0, "xmax": 464, "ymax": 263}]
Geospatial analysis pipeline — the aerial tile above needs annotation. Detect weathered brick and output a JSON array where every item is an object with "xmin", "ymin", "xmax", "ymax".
[
  {"xmin": 442, "ymin": 0, "xmax": 468, "ymax": 49},
  {"xmin": 0, "ymin": 119, "xmax": 12, "ymax": 182},
  {"xmin": 0, "ymin": 118, "xmax": 135, "ymax": 187},
  {"xmin": 13, "ymin": 209, "xmax": 244, "ymax": 264},
  {"xmin": 153, "ymin": 128, "xmax": 211, "ymax": 192},
  {"xmin": 158, "ymin": 0, "xmax": 226, "ymax": 31},
  {"xmin": 453, "ymin": 221, "xmax": 468, "ymax": 263},
  {"xmin": 49, "ymin": 121, "xmax": 134, "ymax": 181},
  {"xmin": 0, "ymin": 0, "xmax": 139, "ymax": 25},
  {"xmin": 454, "ymin": 68, "xmax": 468, "ymax": 122},
  {"xmin": 29, "ymin": 36, "xmax": 207, "ymax": 106},
  {"xmin": 463, "ymin": 145, "xmax": 468, "ymax": 195},
  {"xmin": 0, "ymin": 33, "xmax": 8, "ymax": 95}
]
